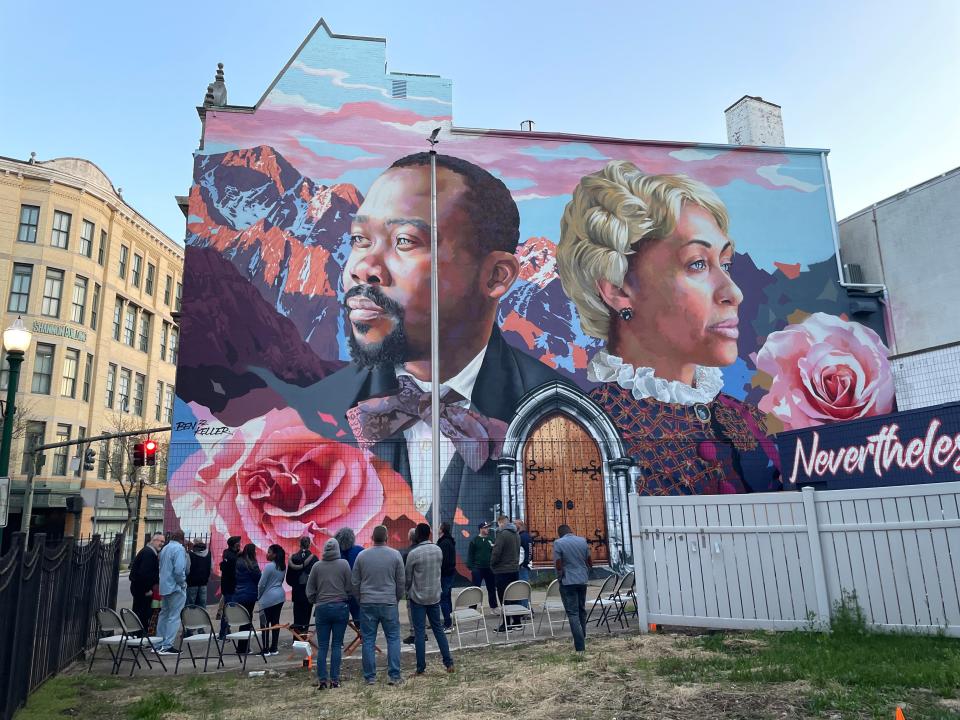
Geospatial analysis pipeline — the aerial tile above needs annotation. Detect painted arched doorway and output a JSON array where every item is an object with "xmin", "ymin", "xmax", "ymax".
[{"xmin": 522, "ymin": 412, "xmax": 610, "ymax": 566}]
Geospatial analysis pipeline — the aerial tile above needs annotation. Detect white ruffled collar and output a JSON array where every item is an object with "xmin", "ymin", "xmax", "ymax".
[{"xmin": 587, "ymin": 351, "xmax": 723, "ymax": 405}]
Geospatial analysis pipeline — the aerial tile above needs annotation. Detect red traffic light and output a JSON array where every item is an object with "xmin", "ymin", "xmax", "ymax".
[{"xmin": 144, "ymin": 440, "xmax": 157, "ymax": 452}]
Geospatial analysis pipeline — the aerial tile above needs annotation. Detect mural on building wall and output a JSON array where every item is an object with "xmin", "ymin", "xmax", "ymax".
[{"xmin": 167, "ymin": 21, "xmax": 894, "ymax": 575}]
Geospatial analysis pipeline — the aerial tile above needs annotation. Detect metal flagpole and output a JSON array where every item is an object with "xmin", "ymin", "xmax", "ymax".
[{"xmin": 428, "ymin": 128, "xmax": 442, "ymax": 538}]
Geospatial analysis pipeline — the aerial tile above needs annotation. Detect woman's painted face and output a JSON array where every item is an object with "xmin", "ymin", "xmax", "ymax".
[{"xmin": 622, "ymin": 204, "xmax": 743, "ymax": 369}]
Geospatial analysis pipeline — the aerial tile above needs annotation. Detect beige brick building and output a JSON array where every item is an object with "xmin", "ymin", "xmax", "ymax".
[{"xmin": 0, "ymin": 155, "xmax": 182, "ymax": 557}]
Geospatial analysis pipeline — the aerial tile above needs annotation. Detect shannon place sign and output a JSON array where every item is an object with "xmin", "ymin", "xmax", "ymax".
[{"xmin": 31, "ymin": 321, "xmax": 87, "ymax": 343}]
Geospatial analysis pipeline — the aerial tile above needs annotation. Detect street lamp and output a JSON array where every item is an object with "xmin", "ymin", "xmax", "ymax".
[
  {"xmin": 0, "ymin": 316, "xmax": 33, "ymax": 544},
  {"xmin": 427, "ymin": 127, "xmax": 441, "ymax": 538}
]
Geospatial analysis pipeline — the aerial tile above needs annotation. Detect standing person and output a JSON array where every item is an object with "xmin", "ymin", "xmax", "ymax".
[
  {"xmin": 352, "ymin": 525, "xmax": 405, "ymax": 686},
  {"xmin": 186, "ymin": 539, "xmax": 212, "ymax": 608},
  {"xmin": 258, "ymin": 544, "xmax": 286, "ymax": 656},
  {"xmin": 286, "ymin": 537, "xmax": 318, "ymax": 635},
  {"xmin": 233, "ymin": 544, "xmax": 261, "ymax": 654},
  {"xmin": 156, "ymin": 530, "xmax": 188, "ymax": 655},
  {"xmin": 467, "ymin": 522, "xmax": 498, "ymax": 610},
  {"xmin": 218, "ymin": 536, "xmax": 241, "ymax": 640},
  {"xmin": 553, "ymin": 524, "xmax": 593, "ymax": 653},
  {"xmin": 129, "ymin": 533, "xmax": 163, "ymax": 634},
  {"xmin": 515, "ymin": 519, "xmax": 532, "ymax": 609},
  {"xmin": 436, "ymin": 522, "xmax": 457, "ymax": 631},
  {"xmin": 335, "ymin": 527, "xmax": 363, "ymax": 624},
  {"xmin": 405, "ymin": 523, "xmax": 455, "ymax": 675},
  {"xmin": 490, "ymin": 515, "xmax": 521, "ymax": 632},
  {"xmin": 400, "ymin": 527, "xmax": 417, "ymax": 645},
  {"xmin": 306, "ymin": 538, "xmax": 353, "ymax": 689}
]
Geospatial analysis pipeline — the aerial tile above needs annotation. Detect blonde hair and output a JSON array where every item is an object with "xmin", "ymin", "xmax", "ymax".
[{"xmin": 557, "ymin": 160, "xmax": 730, "ymax": 341}]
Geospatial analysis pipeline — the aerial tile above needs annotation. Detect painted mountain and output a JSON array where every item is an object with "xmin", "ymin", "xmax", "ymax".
[{"xmin": 186, "ymin": 145, "xmax": 362, "ymax": 364}]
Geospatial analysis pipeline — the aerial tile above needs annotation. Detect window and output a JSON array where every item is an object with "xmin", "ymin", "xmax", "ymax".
[
  {"xmin": 131, "ymin": 253, "xmax": 142, "ymax": 288},
  {"xmin": 32, "ymin": 343, "xmax": 54, "ymax": 394},
  {"xmin": 169, "ymin": 325, "xmax": 179, "ymax": 364},
  {"xmin": 118, "ymin": 244, "xmax": 129, "ymax": 279},
  {"xmin": 97, "ymin": 438, "xmax": 109, "ymax": 479},
  {"xmin": 175, "ymin": 281, "xmax": 182, "ymax": 312},
  {"xmin": 163, "ymin": 385, "xmax": 174, "ymax": 423},
  {"xmin": 80, "ymin": 220, "xmax": 94, "ymax": 258},
  {"xmin": 41, "ymin": 268, "xmax": 64, "ymax": 318},
  {"xmin": 134, "ymin": 373, "xmax": 145, "ymax": 416},
  {"xmin": 111, "ymin": 441, "xmax": 123, "ymax": 480},
  {"xmin": 145, "ymin": 263, "xmax": 156, "ymax": 295},
  {"xmin": 138, "ymin": 312, "xmax": 151, "ymax": 352},
  {"xmin": 22, "ymin": 421, "xmax": 46, "ymax": 474},
  {"xmin": 164, "ymin": 275, "xmax": 172, "ymax": 305},
  {"xmin": 70, "ymin": 276, "xmax": 88, "ymax": 324},
  {"xmin": 105, "ymin": 363, "xmax": 116, "ymax": 408},
  {"xmin": 82, "ymin": 353, "xmax": 93, "ymax": 402},
  {"xmin": 51, "ymin": 210, "xmax": 71, "ymax": 249},
  {"xmin": 75, "ymin": 426, "xmax": 87, "ymax": 477},
  {"xmin": 8, "ymin": 263, "xmax": 33, "ymax": 313},
  {"xmin": 18, "ymin": 205, "xmax": 40, "ymax": 243},
  {"xmin": 154, "ymin": 380, "xmax": 163, "ymax": 421},
  {"xmin": 61, "ymin": 348, "xmax": 79, "ymax": 398},
  {"xmin": 112, "ymin": 297, "xmax": 123, "ymax": 340},
  {"xmin": 124, "ymin": 305, "xmax": 136, "ymax": 346},
  {"xmin": 160, "ymin": 322, "xmax": 169, "ymax": 361},
  {"xmin": 90, "ymin": 283, "xmax": 101, "ymax": 330},
  {"xmin": 0, "ymin": 353, "xmax": 10, "ymax": 391},
  {"xmin": 118, "ymin": 368, "xmax": 131, "ymax": 412},
  {"xmin": 53, "ymin": 424, "xmax": 71, "ymax": 476},
  {"xmin": 98, "ymin": 229, "xmax": 107, "ymax": 265}
]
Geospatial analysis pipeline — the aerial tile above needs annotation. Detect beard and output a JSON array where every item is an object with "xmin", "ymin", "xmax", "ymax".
[{"xmin": 344, "ymin": 285, "xmax": 409, "ymax": 367}]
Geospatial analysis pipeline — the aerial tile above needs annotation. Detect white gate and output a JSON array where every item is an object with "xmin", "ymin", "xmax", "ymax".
[{"xmin": 629, "ymin": 482, "xmax": 960, "ymax": 636}]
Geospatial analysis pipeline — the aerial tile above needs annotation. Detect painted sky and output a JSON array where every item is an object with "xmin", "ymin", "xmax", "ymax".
[{"xmin": 1, "ymin": 1, "xmax": 957, "ymax": 243}]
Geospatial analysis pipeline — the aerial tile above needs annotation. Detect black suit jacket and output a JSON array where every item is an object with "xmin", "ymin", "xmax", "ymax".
[{"xmin": 270, "ymin": 326, "xmax": 566, "ymax": 562}]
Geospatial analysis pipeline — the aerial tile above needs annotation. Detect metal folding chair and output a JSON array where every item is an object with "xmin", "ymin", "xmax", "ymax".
[
  {"xmin": 222, "ymin": 603, "xmax": 267, "ymax": 671},
  {"xmin": 451, "ymin": 586, "xmax": 490, "ymax": 649},
  {"xmin": 611, "ymin": 571, "xmax": 637, "ymax": 628},
  {"xmin": 118, "ymin": 608, "xmax": 167, "ymax": 674},
  {"xmin": 537, "ymin": 578, "xmax": 568, "ymax": 637},
  {"xmin": 88, "ymin": 608, "xmax": 129, "ymax": 675},
  {"xmin": 585, "ymin": 574, "xmax": 618, "ymax": 630},
  {"xmin": 498, "ymin": 581, "xmax": 535, "ymax": 642},
  {"xmin": 177, "ymin": 605, "xmax": 226, "ymax": 674},
  {"xmin": 593, "ymin": 573, "xmax": 631, "ymax": 633}
]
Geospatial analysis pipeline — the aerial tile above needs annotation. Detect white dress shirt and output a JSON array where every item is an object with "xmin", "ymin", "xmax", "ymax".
[{"xmin": 395, "ymin": 347, "xmax": 487, "ymax": 514}]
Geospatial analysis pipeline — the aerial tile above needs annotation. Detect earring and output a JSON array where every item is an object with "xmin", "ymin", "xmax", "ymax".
[{"xmin": 619, "ymin": 307, "xmax": 633, "ymax": 321}]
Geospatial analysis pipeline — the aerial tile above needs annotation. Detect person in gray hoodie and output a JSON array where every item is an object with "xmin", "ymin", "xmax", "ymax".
[
  {"xmin": 306, "ymin": 538, "xmax": 353, "ymax": 688},
  {"xmin": 352, "ymin": 525, "xmax": 405, "ymax": 685},
  {"xmin": 405, "ymin": 523, "xmax": 455, "ymax": 675},
  {"xmin": 490, "ymin": 515, "xmax": 521, "ymax": 632}
]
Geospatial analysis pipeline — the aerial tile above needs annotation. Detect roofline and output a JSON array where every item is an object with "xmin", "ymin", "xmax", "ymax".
[
  {"xmin": 450, "ymin": 126, "xmax": 828, "ymax": 154},
  {"xmin": 724, "ymin": 94, "xmax": 782, "ymax": 112},
  {"xmin": 838, "ymin": 164, "xmax": 960, "ymax": 223},
  {"xmin": 0, "ymin": 154, "xmax": 183, "ymax": 256}
]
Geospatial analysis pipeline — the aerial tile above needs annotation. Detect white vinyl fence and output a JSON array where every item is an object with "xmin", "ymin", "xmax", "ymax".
[{"xmin": 629, "ymin": 482, "xmax": 960, "ymax": 636}]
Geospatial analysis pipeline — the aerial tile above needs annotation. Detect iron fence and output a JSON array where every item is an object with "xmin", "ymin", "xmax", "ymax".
[{"xmin": 0, "ymin": 532, "xmax": 122, "ymax": 720}]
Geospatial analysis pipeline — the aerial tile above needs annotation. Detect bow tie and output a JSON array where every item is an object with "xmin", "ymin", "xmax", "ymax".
[{"xmin": 345, "ymin": 375, "xmax": 507, "ymax": 471}]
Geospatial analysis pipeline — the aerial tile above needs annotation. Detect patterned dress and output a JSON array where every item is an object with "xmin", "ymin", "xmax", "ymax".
[{"xmin": 589, "ymin": 381, "xmax": 782, "ymax": 495}]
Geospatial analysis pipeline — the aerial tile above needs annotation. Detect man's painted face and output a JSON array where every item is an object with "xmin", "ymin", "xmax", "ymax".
[
  {"xmin": 622, "ymin": 204, "xmax": 743, "ymax": 369},
  {"xmin": 344, "ymin": 166, "xmax": 483, "ymax": 366}
]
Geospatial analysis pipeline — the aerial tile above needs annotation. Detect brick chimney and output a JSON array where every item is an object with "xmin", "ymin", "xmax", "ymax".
[{"xmin": 725, "ymin": 96, "xmax": 784, "ymax": 146}]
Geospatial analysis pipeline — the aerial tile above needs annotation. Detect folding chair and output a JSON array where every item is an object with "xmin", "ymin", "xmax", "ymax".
[
  {"xmin": 592, "ymin": 574, "xmax": 630, "ymax": 633},
  {"xmin": 611, "ymin": 571, "xmax": 637, "ymax": 628},
  {"xmin": 499, "ymin": 581, "xmax": 535, "ymax": 642},
  {"xmin": 451, "ymin": 586, "xmax": 490, "ymax": 649},
  {"xmin": 222, "ymin": 603, "xmax": 267, "ymax": 671},
  {"xmin": 177, "ymin": 606, "xmax": 226, "ymax": 674},
  {"xmin": 585, "ymin": 574, "xmax": 618, "ymax": 630},
  {"xmin": 537, "ymin": 579, "xmax": 568, "ymax": 637},
  {"xmin": 118, "ymin": 608, "xmax": 167, "ymax": 674},
  {"xmin": 88, "ymin": 608, "xmax": 130, "ymax": 675}
]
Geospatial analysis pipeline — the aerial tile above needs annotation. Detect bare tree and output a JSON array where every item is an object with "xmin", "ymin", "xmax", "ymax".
[
  {"xmin": 2, "ymin": 397, "xmax": 41, "ymax": 473},
  {"xmin": 98, "ymin": 412, "xmax": 171, "ymax": 556}
]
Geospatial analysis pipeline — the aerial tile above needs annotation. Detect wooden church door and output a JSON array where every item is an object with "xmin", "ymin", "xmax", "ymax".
[{"xmin": 522, "ymin": 413, "xmax": 609, "ymax": 566}]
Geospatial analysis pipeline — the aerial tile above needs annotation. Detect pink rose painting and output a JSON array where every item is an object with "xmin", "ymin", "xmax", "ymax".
[
  {"xmin": 169, "ymin": 407, "xmax": 424, "ymax": 569},
  {"xmin": 755, "ymin": 312, "xmax": 895, "ymax": 431}
]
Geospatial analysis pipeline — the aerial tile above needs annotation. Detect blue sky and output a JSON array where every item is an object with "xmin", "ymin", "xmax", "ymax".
[{"xmin": 1, "ymin": 0, "xmax": 957, "ymax": 243}]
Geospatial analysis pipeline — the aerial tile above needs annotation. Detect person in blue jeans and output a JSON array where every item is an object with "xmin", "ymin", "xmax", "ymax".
[
  {"xmin": 352, "ymin": 525, "xmax": 405, "ymax": 685},
  {"xmin": 553, "ymin": 524, "xmax": 593, "ymax": 652},
  {"xmin": 406, "ymin": 523, "xmax": 455, "ymax": 674},
  {"xmin": 335, "ymin": 527, "xmax": 364, "ymax": 624},
  {"xmin": 307, "ymin": 538, "xmax": 353, "ymax": 689},
  {"xmin": 156, "ymin": 530, "xmax": 188, "ymax": 655},
  {"xmin": 436, "ymin": 522, "xmax": 457, "ymax": 629}
]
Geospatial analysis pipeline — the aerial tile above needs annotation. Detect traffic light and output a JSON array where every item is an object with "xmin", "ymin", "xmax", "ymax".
[
  {"xmin": 133, "ymin": 442, "xmax": 146, "ymax": 467},
  {"xmin": 144, "ymin": 439, "xmax": 157, "ymax": 467},
  {"xmin": 83, "ymin": 447, "xmax": 96, "ymax": 471}
]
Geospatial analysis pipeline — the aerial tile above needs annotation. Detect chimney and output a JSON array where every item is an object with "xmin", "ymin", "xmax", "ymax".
[
  {"xmin": 520, "ymin": 120, "xmax": 535, "ymax": 132},
  {"xmin": 724, "ymin": 96, "xmax": 784, "ymax": 146}
]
